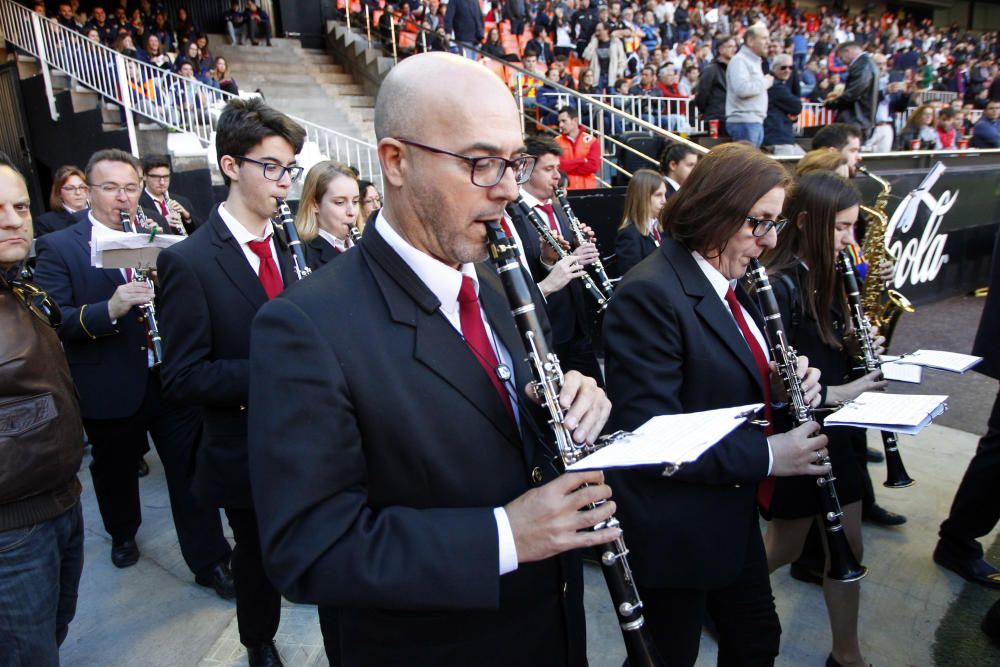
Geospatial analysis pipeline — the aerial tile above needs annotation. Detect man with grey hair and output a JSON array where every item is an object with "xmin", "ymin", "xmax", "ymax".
[
  {"xmin": 725, "ymin": 24, "xmax": 773, "ymax": 147},
  {"xmin": 763, "ymin": 53, "xmax": 804, "ymax": 155},
  {"xmin": 247, "ymin": 52, "xmax": 616, "ymax": 665}
]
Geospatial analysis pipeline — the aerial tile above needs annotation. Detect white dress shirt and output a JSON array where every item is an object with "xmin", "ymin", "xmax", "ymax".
[
  {"xmin": 217, "ymin": 203, "xmax": 283, "ymax": 283},
  {"xmin": 692, "ymin": 251, "xmax": 774, "ymax": 474},
  {"xmin": 317, "ymin": 228, "xmax": 352, "ymax": 253},
  {"xmin": 375, "ymin": 213, "xmax": 520, "ymax": 575}
]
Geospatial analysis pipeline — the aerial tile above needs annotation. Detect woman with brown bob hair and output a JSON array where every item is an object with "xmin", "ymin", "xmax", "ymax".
[
  {"xmin": 35, "ymin": 165, "xmax": 88, "ymax": 237},
  {"xmin": 603, "ymin": 142, "xmax": 829, "ymax": 666},
  {"xmin": 294, "ymin": 160, "xmax": 360, "ymax": 271},
  {"xmin": 759, "ymin": 171, "xmax": 887, "ymax": 667},
  {"xmin": 614, "ymin": 168, "xmax": 667, "ymax": 276},
  {"xmin": 796, "ymin": 149, "xmax": 850, "ymax": 178}
]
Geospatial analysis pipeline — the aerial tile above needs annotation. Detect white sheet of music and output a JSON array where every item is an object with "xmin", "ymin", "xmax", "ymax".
[
  {"xmin": 824, "ymin": 392, "xmax": 947, "ymax": 435},
  {"xmin": 566, "ymin": 403, "xmax": 763, "ymax": 472},
  {"xmin": 881, "ymin": 360, "xmax": 923, "ymax": 383},
  {"xmin": 890, "ymin": 349, "xmax": 982, "ymax": 374},
  {"xmin": 90, "ymin": 222, "xmax": 185, "ymax": 268}
]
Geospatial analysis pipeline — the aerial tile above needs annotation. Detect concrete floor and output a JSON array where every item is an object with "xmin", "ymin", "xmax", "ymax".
[{"xmin": 60, "ymin": 297, "xmax": 999, "ymax": 667}]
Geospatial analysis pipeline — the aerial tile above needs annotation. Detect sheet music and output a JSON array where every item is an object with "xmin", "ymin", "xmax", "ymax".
[
  {"xmin": 894, "ymin": 349, "xmax": 982, "ymax": 374},
  {"xmin": 90, "ymin": 222, "xmax": 185, "ymax": 268},
  {"xmin": 881, "ymin": 360, "xmax": 923, "ymax": 383},
  {"xmin": 566, "ymin": 404, "xmax": 763, "ymax": 472},
  {"xmin": 824, "ymin": 392, "xmax": 947, "ymax": 435}
]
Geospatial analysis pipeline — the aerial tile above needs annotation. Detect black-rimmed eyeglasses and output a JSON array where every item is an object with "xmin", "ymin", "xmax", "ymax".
[
  {"xmin": 746, "ymin": 215, "xmax": 788, "ymax": 237},
  {"xmin": 394, "ymin": 138, "xmax": 536, "ymax": 188},
  {"xmin": 1, "ymin": 275, "xmax": 62, "ymax": 328},
  {"xmin": 235, "ymin": 156, "xmax": 304, "ymax": 182}
]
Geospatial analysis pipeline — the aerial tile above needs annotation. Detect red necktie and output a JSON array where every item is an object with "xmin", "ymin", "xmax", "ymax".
[
  {"xmin": 158, "ymin": 199, "xmax": 169, "ymax": 219},
  {"xmin": 247, "ymin": 238, "xmax": 283, "ymax": 299},
  {"xmin": 651, "ymin": 225, "xmax": 662, "ymax": 244},
  {"xmin": 724, "ymin": 287, "xmax": 776, "ymax": 509},
  {"xmin": 537, "ymin": 203, "xmax": 559, "ymax": 234},
  {"xmin": 499, "ymin": 217, "xmax": 513, "ymax": 238},
  {"xmin": 458, "ymin": 275, "xmax": 515, "ymax": 423}
]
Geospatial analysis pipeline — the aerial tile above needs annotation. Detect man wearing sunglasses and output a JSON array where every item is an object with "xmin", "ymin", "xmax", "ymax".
[
  {"xmin": 246, "ymin": 53, "xmax": 614, "ymax": 666},
  {"xmin": 0, "ymin": 154, "xmax": 85, "ymax": 666},
  {"xmin": 763, "ymin": 54, "xmax": 805, "ymax": 156},
  {"xmin": 156, "ymin": 98, "xmax": 317, "ymax": 667}
]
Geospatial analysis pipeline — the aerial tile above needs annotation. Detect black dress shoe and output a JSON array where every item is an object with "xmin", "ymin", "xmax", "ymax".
[
  {"xmin": 933, "ymin": 544, "xmax": 1000, "ymax": 589},
  {"xmin": 137, "ymin": 457, "xmax": 149, "ymax": 477},
  {"xmin": 865, "ymin": 447, "xmax": 885, "ymax": 463},
  {"xmin": 826, "ymin": 653, "xmax": 873, "ymax": 667},
  {"xmin": 863, "ymin": 503, "xmax": 907, "ymax": 526},
  {"xmin": 111, "ymin": 538, "xmax": 140, "ymax": 568},
  {"xmin": 789, "ymin": 561, "xmax": 823, "ymax": 586},
  {"xmin": 195, "ymin": 561, "xmax": 236, "ymax": 601},
  {"xmin": 246, "ymin": 641, "xmax": 283, "ymax": 667}
]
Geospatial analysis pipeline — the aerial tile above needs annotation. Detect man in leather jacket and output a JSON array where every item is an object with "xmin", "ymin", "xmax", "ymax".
[
  {"xmin": 0, "ymin": 154, "xmax": 86, "ymax": 666},
  {"xmin": 825, "ymin": 42, "xmax": 879, "ymax": 138}
]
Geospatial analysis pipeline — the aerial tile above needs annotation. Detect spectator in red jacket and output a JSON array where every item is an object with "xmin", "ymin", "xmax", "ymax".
[{"xmin": 555, "ymin": 106, "xmax": 601, "ymax": 190}]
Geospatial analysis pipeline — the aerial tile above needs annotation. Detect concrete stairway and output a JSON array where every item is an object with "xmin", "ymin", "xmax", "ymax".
[{"xmin": 209, "ymin": 35, "xmax": 375, "ymax": 143}]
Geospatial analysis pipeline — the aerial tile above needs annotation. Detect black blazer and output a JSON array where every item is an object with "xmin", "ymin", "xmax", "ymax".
[
  {"xmin": 304, "ymin": 235, "xmax": 342, "ymax": 271},
  {"xmin": 974, "ymin": 229, "xmax": 1000, "ymax": 379},
  {"xmin": 828, "ymin": 53, "xmax": 879, "ymax": 131},
  {"xmin": 247, "ymin": 224, "xmax": 585, "ymax": 666},
  {"xmin": 139, "ymin": 190, "xmax": 200, "ymax": 234},
  {"xmin": 602, "ymin": 238, "xmax": 771, "ymax": 590},
  {"xmin": 614, "ymin": 224, "xmax": 658, "ymax": 278},
  {"xmin": 156, "ymin": 208, "xmax": 297, "ymax": 508},
  {"xmin": 506, "ymin": 201, "xmax": 592, "ymax": 346},
  {"xmin": 33, "ymin": 219, "xmax": 151, "ymax": 420},
  {"xmin": 34, "ymin": 208, "xmax": 80, "ymax": 238}
]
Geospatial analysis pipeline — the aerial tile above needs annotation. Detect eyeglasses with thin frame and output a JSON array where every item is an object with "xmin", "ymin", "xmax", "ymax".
[
  {"xmin": 61, "ymin": 184, "xmax": 90, "ymax": 194},
  {"xmin": 92, "ymin": 183, "xmax": 142, "ymax": 196},
  {"xmin": 234, "ymin": 156, "xmax": 304, "ymax": 182},
  {"xmin": 394, "ymin": 138, "xmax": 537, "ymax": 188},
  {"xmin": 362, "ymin": 197, "xmax": 381, "ymax": 206},
  {"xmin": 746, "ymin": 215, "xmax": 788, "ymax": 237},
  {"xmin": 146, "ymin": 173, "xmax": 171, "ymax": 181},
  {"xmin": 1, "ymin": 275, "xmax": 62, "ymax": 328}
]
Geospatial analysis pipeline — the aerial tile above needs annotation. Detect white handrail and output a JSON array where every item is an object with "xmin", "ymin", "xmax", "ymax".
[{"xmin": 0, "ymin": 0, "xmax": 382, "ymax": 188}]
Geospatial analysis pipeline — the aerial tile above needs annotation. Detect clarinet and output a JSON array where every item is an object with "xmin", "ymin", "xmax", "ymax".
[
  {"xmin": 273, "ymin": 198, "xmax": 311, "ymax": 280},
  {"xmin": 119, "ymin": 209, "xmax": 163, "ymax": 367},
  {"xmin": 485, "ymin": 220, "xmax": 664, "ymax": 667},
  {"xmin": 513, "ymin": 196, "xmax": 610, "ymax": 311},
  {"xmin": 348, "ymin": 223, "xmax": 363, "ymax": 245},
  {"xmin": 554, "ymin": 187, "xmax": 615, "ymax": 299},
  {"xmin": 837, "ymin": 251, "xmax": 915, "ymax": 489},
  {"xmin": 748, "ymin": 259, "xmax": 867, "ymax": 582},
  {"xmin": 163, "ymin": 190, "xmax": 188, "ymax": 237}
]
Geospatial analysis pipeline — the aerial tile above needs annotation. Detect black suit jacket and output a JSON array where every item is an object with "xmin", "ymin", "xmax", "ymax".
[
  {"xmin": 34, "ymin": 208, "xmax": 80, "ymax": 238},
  {"xmin": 304, "ymin": 235, "xmax": 342, "ymax": 272},
  {"xmin": 33, "ymin": 220, "xmax": 151, "ymax": 420},
  {"xmin": 139, "ymin": 190, "xmax": 200, "ymax": 234},
  {"xmin": 506, "ymin": 201, "xmax": 592, "ymax": 346},
  {"xmin": 613, "ymin": 224, "xmax": 658, "ymax": 278},
  {"xmin": 602, "ymin": 238, "xmax": 771, "ymax": 590},
  {"xmin": 246, "ymin": 224, "xmax": 585, "ymax": 666},
  {"xmin": 974, "ymin": 229, "xmax": 1000, "ymax": 380},
  {"xmin": 156, "ymin": 208, "xmax": 296, "ymax": 508}
]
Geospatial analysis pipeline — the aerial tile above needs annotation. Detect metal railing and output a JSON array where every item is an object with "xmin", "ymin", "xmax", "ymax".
[{"xmin": 0, "ymin": 0, "xmax": 382, "ymax": 187}]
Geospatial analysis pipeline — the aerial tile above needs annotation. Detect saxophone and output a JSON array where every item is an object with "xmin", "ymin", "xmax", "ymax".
[{"xmin": 857, "ymin": 166, "xmax": 914, "ymax": 350}]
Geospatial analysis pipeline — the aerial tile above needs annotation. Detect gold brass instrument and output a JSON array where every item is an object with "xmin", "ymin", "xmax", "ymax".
[{"xmin": 857, "ymin": 166, "xmax": 915, "ymax": 349}]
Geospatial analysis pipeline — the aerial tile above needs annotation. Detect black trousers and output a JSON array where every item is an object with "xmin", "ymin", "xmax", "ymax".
[
  {"xmin": 938, "ymin": 388, "xmax": 1000, "ymax": 560},
  {"xmin": 638, "ymin": 529, "xmax": 781, "ymax": 667},
  {"xmin": 224, "ymin": 507, "xmax": 283, "ymax": 647},
  {"xmin": 82, "ymin": 371, "xmax": 230, "ymax": 577}
]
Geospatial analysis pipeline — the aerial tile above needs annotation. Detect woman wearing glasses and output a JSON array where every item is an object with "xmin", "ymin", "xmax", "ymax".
[
  {"xmin": 295, "ymin": 161, "xmax": 360, "ymax": 271},
  {"xmin": 357, "ymin": 179, "xmax": 381, "ymax": 231},
  {"xmin": 35, "ymin": 165, "xmax": 88, "ymax": 237},
  {"xmin": 759, "ymin": 171, "xmax": 885, "ymax": 667},
  {"xmin": 602, "ymin": 142, "xmax": 829, "ymax": 666}
]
